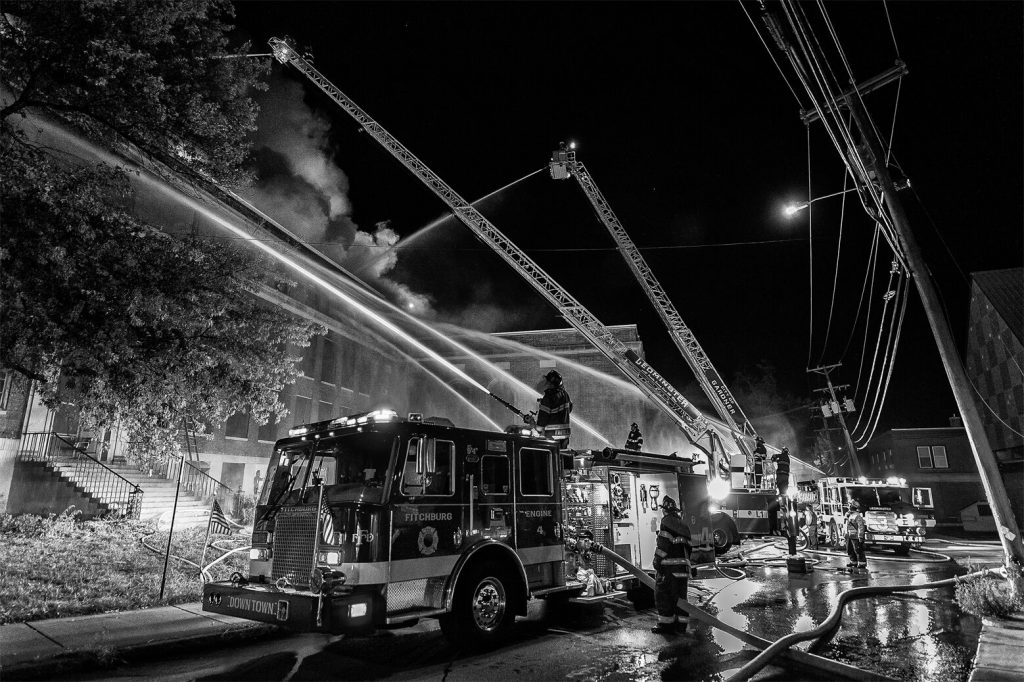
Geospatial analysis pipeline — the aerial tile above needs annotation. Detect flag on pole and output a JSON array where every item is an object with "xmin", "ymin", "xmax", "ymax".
[
  {"xmin": 320, "ymin": 497, "xmax": 335, "ymax": 544},
  {"xmin": 208, "ymin": 499, "xmax": 233, "ymax": 537}
]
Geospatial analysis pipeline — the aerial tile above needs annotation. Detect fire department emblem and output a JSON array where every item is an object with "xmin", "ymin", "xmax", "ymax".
[{"xmin": 418, "ymin": 526, "xmax": 439, "ymax": 555}]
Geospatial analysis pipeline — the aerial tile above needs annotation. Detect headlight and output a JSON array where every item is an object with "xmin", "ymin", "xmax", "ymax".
[
  {"xmin": 905, "ymin": 513, "xmax": 914, "ymax": 522},
  {"xmin": 250, "ymin": 547, "xmax": 271, "ymax": 561},
  {"xmin": 317, "ymin": 551, "xmax": 342, "ymax": 565},
  {"xmin": 916, "ymin": 527, "xmax": 926, "ymax": 536},
  {"xmin": 707, "ymin": 478, "xmax": 731, "ymax": 501}
]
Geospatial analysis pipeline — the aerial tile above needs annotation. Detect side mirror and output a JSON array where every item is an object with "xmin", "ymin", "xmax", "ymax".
[
  {"xmin": 424, "ymin": 439, "xmax": 437, "ymax": 476},
  {"xmin": 414, "ymin": 437, "xmax": 426, "ymax": 475}
]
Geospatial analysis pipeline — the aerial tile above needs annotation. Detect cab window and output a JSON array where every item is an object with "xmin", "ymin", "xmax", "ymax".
[
  {"xmin": 400, "ymin": 438, "xmax": 455, "ymax": 497},
  {"xmin": 481, "ymin": 455, "xmax": 510, "ymax": 495},
  {"xmin": 519, "ymin": 447, "xmax": 552, "ymax": 496}
]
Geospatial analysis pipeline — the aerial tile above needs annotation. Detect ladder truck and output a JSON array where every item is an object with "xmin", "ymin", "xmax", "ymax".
[
  {"xmin": 549, "ymin": 144, "xmax": 794, "ymax": 547},
  {"xmin": 266, "ymin": 37, "xmax": 737, "ymax": 480}
]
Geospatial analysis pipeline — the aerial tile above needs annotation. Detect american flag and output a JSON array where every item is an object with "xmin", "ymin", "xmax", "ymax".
[
  {"xmin": 320, "ymin": 498, "xmax": 335, "ymax": 544},
  {"xmin": 207, "ymin": 500, "xmax": 233, "ymax": 536}
]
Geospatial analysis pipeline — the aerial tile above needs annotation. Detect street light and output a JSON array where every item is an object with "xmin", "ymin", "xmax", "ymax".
[{"xmin": 783, "ymin": 186, "xmax": 860, "ymax": 217}]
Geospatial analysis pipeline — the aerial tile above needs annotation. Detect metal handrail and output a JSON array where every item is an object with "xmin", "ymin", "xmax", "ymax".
[
  {"xmin": 17, "ymin": 432, "xmax": 144, "ymax": 519},
  {"xmin": 165, "ymin": 453, "xmax": 235, "ymax": 510}
]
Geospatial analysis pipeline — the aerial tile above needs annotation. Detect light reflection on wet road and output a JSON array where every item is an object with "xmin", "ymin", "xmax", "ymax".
[{"xmin": 64, "ymin": 538, "xmax": 1001, "ymax": 682}]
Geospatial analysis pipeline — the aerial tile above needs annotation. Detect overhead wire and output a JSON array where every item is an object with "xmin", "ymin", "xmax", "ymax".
[
  {"xmin": 737, "ymin": 0, "xmax": 805, "ymax": 107},
  {"xmin": 881, "ymin": 0, "xmax": 903, "ymax": 59},
  {"xmin": 817, "ymin": 169, "xmax": 851, "ymax": 364},
  {"xmin": 851, "ymin": 226, "xmax": 881, "ymax": 398},
  {"xmin": 806, "ymin": 124, "xmax": 814, "ymax": 367},
  {"xmin": 851, "ymin": 256, "xmax": 900, "ymax": 432},
  {"xmin": 854, "ymin": 272, "xmax": 909, "ymax": 446}
]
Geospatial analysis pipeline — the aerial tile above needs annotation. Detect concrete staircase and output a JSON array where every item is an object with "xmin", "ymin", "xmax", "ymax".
[{"xmin": 89, "ymin": 462, "xmax": 213, "ymax": 528}]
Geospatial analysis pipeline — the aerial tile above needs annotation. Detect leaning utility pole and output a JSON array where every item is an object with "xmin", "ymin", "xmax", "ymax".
[
  {"xmin": 846, "ymin": 96, "xmax": 1024, "ymax": 565},
  {"xmin": 809, "ymin": 364, "xmax": 862, "ymax": 477}
]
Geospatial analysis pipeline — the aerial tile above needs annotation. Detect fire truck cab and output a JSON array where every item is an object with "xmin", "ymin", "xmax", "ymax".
[
  {"xmin": 804, "ymin": 476, "xmax": 935, "ymax": 554},
  {"xmin": 202, "ymin": 410, "xmax": 712, "ymax": 647}
]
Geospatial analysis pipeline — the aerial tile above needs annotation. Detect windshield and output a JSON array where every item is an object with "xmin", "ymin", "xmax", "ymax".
[
  {"xmin": 260, "ymin": 432, "xmax": 397, "ymax": 510},
  {"xmin": 844, "ymin": 486, "xmax": 911, "ymax": 509}
]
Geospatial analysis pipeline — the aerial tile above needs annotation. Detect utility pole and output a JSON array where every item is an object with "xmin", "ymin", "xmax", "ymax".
[
  {"xmin": 846, "ymin": 95, "xmax": 1024, "ymax": 566},
  {"xmin": 809, "ymin": 364, "xmax": 862, "ymax": 478}
]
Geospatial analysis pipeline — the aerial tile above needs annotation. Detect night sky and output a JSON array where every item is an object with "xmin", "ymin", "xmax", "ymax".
[{"xmin": 232, "ymin": 2, "xmax": 1023, "ymax": 439}]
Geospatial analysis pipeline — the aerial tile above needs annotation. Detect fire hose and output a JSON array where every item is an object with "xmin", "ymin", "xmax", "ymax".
[
  {"xmin": 724, "ymin": 565, "xmax": 1007, "ymax": 682},
  {"xmin": 580, "ymin": 540, "xmax": 897, "ymax": 681}
]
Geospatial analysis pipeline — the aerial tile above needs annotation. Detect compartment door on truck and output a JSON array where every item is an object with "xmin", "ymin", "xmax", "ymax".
[
  {"xmin": 514, "ymin": 443, "xmax": 564, "ymax": 590},
  {"xmin": 632, "ymin": 471, "xmax": 679, "ymax": 572},
  {"xmin": 474, "ymin": 437, "xmax": 514, "ymax": 545},
  {"xmin": 388, "ymin": 434, "xmax": 464, "ymax": 616}
]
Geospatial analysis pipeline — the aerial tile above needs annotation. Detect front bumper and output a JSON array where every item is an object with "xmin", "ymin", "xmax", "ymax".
[
  {"xmin": 865, "ymin": 533, "xmax": 924, "ymax": 545},
  {"xmin": 202, "ymin": 582, "xmax": 374, "ymax": 634}
]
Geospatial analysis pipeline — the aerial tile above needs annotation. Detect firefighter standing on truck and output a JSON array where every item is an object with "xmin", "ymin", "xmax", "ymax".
[
  {"xmin": 535, "ymin": 370, "xmax": 573, "ymax": 443},
  {"xmin": 652, "ymin": 496, "xmax": 691, "ymax": 635},
  {"xmin": 846, "ymin": 499, "xmax": 868, "ymax": 570}
]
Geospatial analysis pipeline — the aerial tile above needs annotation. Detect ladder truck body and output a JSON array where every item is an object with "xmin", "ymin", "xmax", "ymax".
[{"xmin": 267, "ymin": 36, "xmax": 733, "ymax": 479}]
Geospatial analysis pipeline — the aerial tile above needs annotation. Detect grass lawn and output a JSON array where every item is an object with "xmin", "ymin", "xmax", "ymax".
[{"xmin": 0, "ymin": 512, "xmax": 248, "ymax": 624}]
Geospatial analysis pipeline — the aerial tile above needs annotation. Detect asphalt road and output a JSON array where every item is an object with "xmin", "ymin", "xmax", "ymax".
[{"xmin": 63, "ymin": 538, "xmax": 1002, "ymax": 682}]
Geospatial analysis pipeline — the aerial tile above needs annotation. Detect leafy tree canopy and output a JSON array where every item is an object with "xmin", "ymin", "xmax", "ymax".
[{"xmin": 1, "ymin": 0, "xmax": 321, "ymax": 461}]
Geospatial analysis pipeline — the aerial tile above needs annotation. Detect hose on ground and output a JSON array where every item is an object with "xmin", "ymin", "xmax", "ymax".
[{"xmin": 724, "ymin": 566, "xmax": 1006, "ymax": 682}]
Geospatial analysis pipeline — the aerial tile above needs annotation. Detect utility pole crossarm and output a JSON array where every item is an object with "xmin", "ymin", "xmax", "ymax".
[{"xmin": 269, "ymin": 37, "xmax": 715, "ymax": 451}]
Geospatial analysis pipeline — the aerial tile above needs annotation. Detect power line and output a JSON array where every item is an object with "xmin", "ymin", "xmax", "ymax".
[{"xmin": 737, "ymin": 0, "xmax": 805, "ymax": 106}]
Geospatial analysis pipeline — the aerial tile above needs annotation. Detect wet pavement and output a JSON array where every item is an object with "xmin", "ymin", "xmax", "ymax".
[{"xmin": 54, "ymin": 538, "xmax": 1001, "ymax": 681}]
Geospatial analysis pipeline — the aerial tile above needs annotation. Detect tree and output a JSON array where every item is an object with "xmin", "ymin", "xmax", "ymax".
[{"xmin": 0, "ymin": 0, "xmax": 321, "ymax": 461}]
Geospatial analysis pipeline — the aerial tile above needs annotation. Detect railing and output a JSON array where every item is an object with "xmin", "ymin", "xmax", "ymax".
[
  {"xmin": 18, "ymin": 432, "xmax": 144, "ymax": 519},
  {"xmin": 165, "ymin": 454, "xmax": 237, "ymax": 516}
]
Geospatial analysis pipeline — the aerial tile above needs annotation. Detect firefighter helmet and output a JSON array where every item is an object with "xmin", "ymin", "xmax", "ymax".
[
  {"xmin": 544, "ymin": 370, "xmax": 563, "ymax": 386},
  {"xmin": 848, "ymin": 499, "xmax": 860, "ymax": 511},
  {"xmin": 660, "ymin": 496, "xmax": 679, "ymax": 512}
]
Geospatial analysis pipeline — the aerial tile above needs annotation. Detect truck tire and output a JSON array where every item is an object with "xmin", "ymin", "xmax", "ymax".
[
  {"xmin": 712, "ymin": 519, "xmax": 736, "ymax": 555},
  {"xmin": 439, "ymin": 561, "xmax": 517, "ymax": 649}
]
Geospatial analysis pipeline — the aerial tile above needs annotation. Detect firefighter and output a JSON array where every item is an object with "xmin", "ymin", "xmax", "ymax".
[
  {"xmin": 625, "ymin": 422, "xmax": 644, "ymax": 451},
  {"xmin": 652, "ymin": 496, "xmax": 691, "ymax": 635},
  {"xmin": 804, "ymin": 503, "xmax": 820, "ymax": 549},
  {"xmin": 536, "ymin": 370, "xmax": 573, "ymax": 443},
  {"xmin": 845, "ymin": 499, "xmax": 867, "ymax": 569},
  {"xmin": 771, "ymin": 446, "xmax": 791, "ymax": 497},
  {"xmin": 752, "ymin": 436, "xmax": 767, "ymax": 488}
]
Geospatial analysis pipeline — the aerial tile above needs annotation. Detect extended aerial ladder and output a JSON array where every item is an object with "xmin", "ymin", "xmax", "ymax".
[
  {"xmin": 549, "ymin": 144, "xmax": 761, "ymax": 480},
  {"xmin": 268, "ymin": 36, "xmax": 734, "ymax": 482}
]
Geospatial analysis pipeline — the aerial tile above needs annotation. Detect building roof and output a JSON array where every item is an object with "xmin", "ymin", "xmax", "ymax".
[{"xmin": 973, "ymin": 268, "xmax": 1023, "ymax": 344}]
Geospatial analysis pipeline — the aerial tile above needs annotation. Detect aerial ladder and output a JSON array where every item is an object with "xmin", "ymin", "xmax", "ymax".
[
  {"xmin": 549, "ymin": 144, "xmax": 764, "ymax": 488},
  {"xmin": 268, "ymin": 36, "xmax": 735, "ymax": 485}
]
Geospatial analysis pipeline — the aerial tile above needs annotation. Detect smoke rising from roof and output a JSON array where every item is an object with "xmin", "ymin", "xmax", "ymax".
[{"xmin": 246, "ymin": 74, "xmax": 430, "ymax": 313}]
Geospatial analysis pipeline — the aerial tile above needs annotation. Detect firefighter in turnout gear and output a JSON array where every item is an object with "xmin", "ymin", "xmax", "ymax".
[
  {"xmin": 652, "ymin": 496, "xmax": 692, "ymax": 635},
  {"xmin": 625, "ymin": 422, "xmax": 643, "ymax": 451},
  {"xmin": 846, "ymin": 500, "xmax": 868, "ymax": 569},
  {"xmin": 536, "ymin": 370, "xmax": 573, "ymax": 444}
]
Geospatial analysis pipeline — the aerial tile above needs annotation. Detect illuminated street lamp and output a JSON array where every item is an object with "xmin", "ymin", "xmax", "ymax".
[{"xmin": 783, "ymin": 186, "xmax": 859, "ymax": 217}]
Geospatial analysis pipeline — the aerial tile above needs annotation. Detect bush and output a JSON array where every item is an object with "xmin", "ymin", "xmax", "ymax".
[{"xmin": 956, "ymin": 563, "xmax": 1024, "ymax": 619}]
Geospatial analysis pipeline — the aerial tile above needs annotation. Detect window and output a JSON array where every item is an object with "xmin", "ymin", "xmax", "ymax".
[
  {"xmin": 0, "ymin": 370, "xmax": 13, "ymax": 410},
  {"xmin": 400, "ymin": 438, "xmax": 454, "ymax": 497},
  {"xmin": 318, "ymin": 400, "xmax": 334, "ymax": 422},
  {"xmin": 481, "ymin": 455, "xmax": 510, "ymax": 495},
  {"xmin": 293, "ymin": 396, "xmax": 312, "ymax": 426},
  {"xmin": 225, "ymin": 412, "xmax": 250, "ymax": 439},
  {"xmin": 978, "ymin": 503, "xmax": 993, "ymax": 517},
  {"xmin": 912, "ymin": 487, "xmax": 934, "ymax": 508},
  {"xmin": 257, "ymin": 418, "xmax": 278, "ymax": 443},
  {"xmin": 519, "ymin": 447, "xmax": 552, "ymax": 496},
  {"xmin": 322, "ymin": 340, "xmax": 337, "ymax": 384},
  {"xmin": 299, "ymin": 340, "xmax": 317, "ymax": 377},
  {"xmin": 917, "ymin": 445, "xmax": 949, "ymax": 469}
]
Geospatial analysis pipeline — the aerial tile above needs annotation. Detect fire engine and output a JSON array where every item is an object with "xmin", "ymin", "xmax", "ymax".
[
  {"xmin": 798, "ymin": 476, "xmax": 936, "ymax": 554},
  {"xmin": 202, "ymin": 409, "xmax": 713, "ymax": 646}
]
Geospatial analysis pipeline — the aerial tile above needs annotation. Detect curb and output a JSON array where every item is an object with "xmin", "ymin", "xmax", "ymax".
[
  {"xmin": 968, "ymin": 614, "xmax": 1024, "ymax": 682},
  {"xmin": 2, "ymin": 616, "xmax": 278, "ymax": 680}
]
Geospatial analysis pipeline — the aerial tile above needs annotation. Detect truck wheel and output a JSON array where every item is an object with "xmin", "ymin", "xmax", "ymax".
[
  {"xmin": 439, "ymin": 561, "xmax": 516, "ymax": 649},
  {"xmin": 713, "ymin": 526, "xmax": 733, "ymax": 555},
  {"xmin": 829, "ymin": 521, "xmax": 840, "ymax": 548}
]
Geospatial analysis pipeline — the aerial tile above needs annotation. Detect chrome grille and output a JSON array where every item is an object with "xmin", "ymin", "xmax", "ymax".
[{"xmin": 272, "ymin": 506, "xmax": 318, "ymax": 587}]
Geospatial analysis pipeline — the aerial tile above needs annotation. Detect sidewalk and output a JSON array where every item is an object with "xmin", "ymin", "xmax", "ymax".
[
  {"xmin": 0, "ymin": 603, "xmax": 276, "ymax": 679},
  {"xmin": 968, "ymin": 614, "xmax": 1024, "ymax": 682}
]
